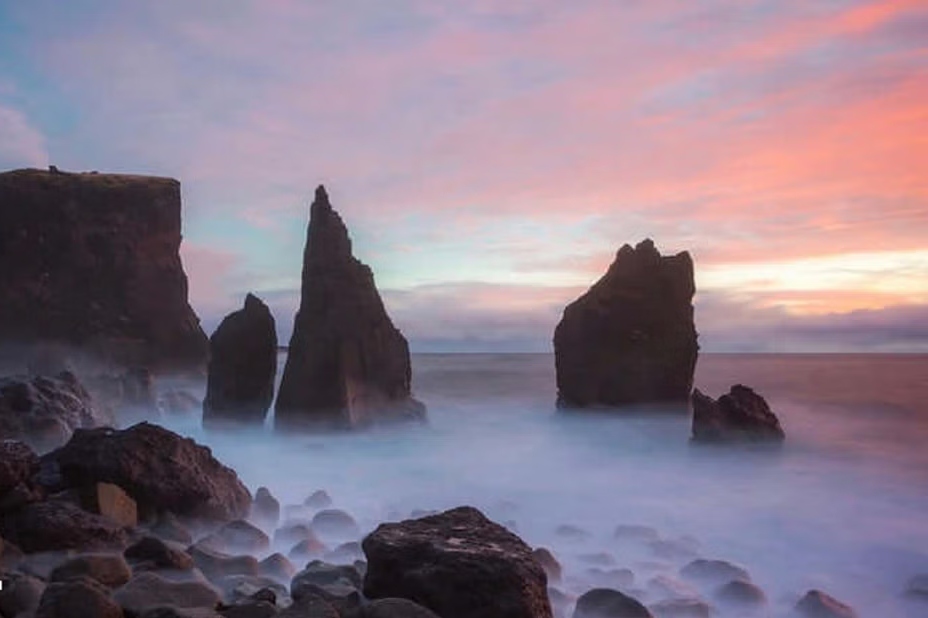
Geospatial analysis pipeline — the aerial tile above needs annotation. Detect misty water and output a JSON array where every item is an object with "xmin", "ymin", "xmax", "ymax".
[{"xmin": 155, "ymin": 353, "xmax": 928, "ymax": 617}]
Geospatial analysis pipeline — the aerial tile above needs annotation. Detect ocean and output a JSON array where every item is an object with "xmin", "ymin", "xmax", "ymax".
[{"xmin": 158, "ymin": 353, "xmax": 928, "ymax": 617}]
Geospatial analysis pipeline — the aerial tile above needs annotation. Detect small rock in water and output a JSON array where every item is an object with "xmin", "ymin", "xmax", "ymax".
[
  {"xmin": 274, "ymin": 522, "xmax": 317, "ymax": 546},
  {"xmin": 258, "ymin": 552, "xmax": 296, "ymax": 581},
  {"xmin": 691, "ymin": 385, "xmax": 785, "ymax": 444},
  {"xmin": 126, "ymin": 536, "xmax": 195, "ymax": 571},
  {"xmin": 324, "ymin": 541, "xmax": 363, "ymax": 564},
  {"xmin": 532, "ymin": 547, "xmax": 563, "ymax": 582},
  {"xmin": 304, "ymin": 490, "xmax": 333, "ymax": 509},
  {"xmin": 151, "ymin": 512, "xmax": 194, "ymax": 546},
  {"xmin": 556, "ymin": 524, "xmax": 592, "ymax": 540},
  {"xmin": 573, "ymin": 587, "xmax": 653, "ymax": 618},
  {"xmin": 905, "ymin": 574, "xmax": 928, "ymax": 599},
  {"xmin": 648, "ymin": 598, "xmax": 711, "ymax": 618},
  {"xmin": 289, "ymin": 538, "xmax": 329, "ymax": 563},
  {"xmin": 188, "ymin": 545, "xmax": 260, "ymax": 580},
  {"xmin": 311, "ymin": 509, "xmax": 360, "ymax": 539},
  {"xmin": 679, "ymin": 559, "xmax": 750, "ymax": 587},
  {"xmin": 49, "ymin": 552, "xmax": 133, "ymax": 588},
  {"xmin": 36, "ymin": 575, "xmax": 123, "ymax": 618},
  {"xmin": 75, "ymin": 482, "xmax": 139, "ymax": 527},
  {"xmin": 613, "ymin": 525, "xmax": 660, "ymax": 543},
  {"xmin": 202, "ymin": 520, "xmax": 270, "ymax": 554},
  {"xmin": 714, "ymin": 579, "xmax": 766, "ymax": 606},
  {"xmin": 795, "ymin": 589, "xmax": 858, "ymax": 617},
  {"xmin": 250, "ymin": 487, "xmax": 280, "ymax": 529}
]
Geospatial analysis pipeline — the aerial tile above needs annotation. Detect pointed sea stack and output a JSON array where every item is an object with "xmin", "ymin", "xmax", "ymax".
[
  {"xmin": 275, "ymin": 186, "xmax": 425, "ymax": 430},
  {"xmin": 554, "ymin": 239, "xmax": 698, "ymax": 408},
  {"xmin": 203, "ymin": 293, "xmax": 278, "ymax": 428},
  {"xmin": 0, "ymin": 168, "xmax": 208, "ymax": 371}
]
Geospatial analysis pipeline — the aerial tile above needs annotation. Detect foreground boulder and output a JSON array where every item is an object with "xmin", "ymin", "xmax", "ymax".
[
  {"xmin": 0, "ymin": 372, "xmax": 114, "ymax": 452},
  {"xmin": 35, "ymin": 576, "xmax": 123, "ymax": 618},
  {"xmin": 691, "ymin": 385, "xmax": 785, "ymax": 443},
  {"xmin": 203, "ymin": 294, "xmax": 277, "ymax": 428},
  {"xmin": 573, "ymin": 588, "xmax": 653, "ymax": 618},
  {"xmin": 362, "ymin": 505, "xmax": 552, "ymax": 618},
  {"xmin": 0, "ymin": 500, "xmax": 129, "ymax": 552},
  {"xmin": 554, "ymin": 239, "xmax": 698, "ymax": 408},
  {"xmin": 275, "ymin": 185, "xmax": 425, "ymax": 430},
  {"xmin": 0, "ymin": 168, "xmax": 208, "ymax": 371},
  {"xmin": 43, "ymin": 422, "xmax": 251, "ymax": 520}
]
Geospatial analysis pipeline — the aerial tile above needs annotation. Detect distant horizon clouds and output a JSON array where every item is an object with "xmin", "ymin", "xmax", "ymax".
[{"xmin": 1, "ymin": 0, "xmax": 926, "ymax": 352}]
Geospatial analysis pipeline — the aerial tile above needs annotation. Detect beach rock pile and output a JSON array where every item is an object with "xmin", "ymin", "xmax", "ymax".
[
  {"xmin": 0, "ymin": 371, "xmax": 114, "ymax": 452},
  {"xmin": 691, "ymin": 385, "xmax": 785, "ymax": 443},
  {"xmin": 0, "ymin": 168, "xmax": 208, "ymax": 371},
  {"xmin": 275, "ymin": 185, "xmax": 425, "ymax": 430},
  {"xmin": 554, "ymin": 239, "xmax": 698, "ymax": 408},
  {"xmin": 204, "ymin": 293, "xmax": 278, "ymax": 428}
]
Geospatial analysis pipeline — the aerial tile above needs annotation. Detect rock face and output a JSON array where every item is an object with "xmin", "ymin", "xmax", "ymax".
[
  {"xmin": 554, "ymin": 239, "xmax": 698, "ymax": 408},
  {"xmin": 275, "ymin": 186, "xmax": 425, "ymax": 430},
  {"xmin": 362, "ymin": 505, "xmax": 552, "ymax": 618},
  {"xmin": 0, "ymin": 168, "xmax": 208, "ymax": 370},
  {"xmin": 0, "ymin": 371, "xmax": 114, "ymax": 452},
  {"xmin": 203, "ymin": 293, "xmax": 278, "ymax": 427},
  {"xmin": 43, "ymin": 422, "xmax": 251, "ymax": 521},
  {"xmin": 691, "ymin": 385, "xmax": 785, "ymax": 443}
]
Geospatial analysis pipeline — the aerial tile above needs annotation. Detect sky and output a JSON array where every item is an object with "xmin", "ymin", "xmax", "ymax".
[{"xmin": 1, "ymin": 0, "xmax": 926, "ymax": 353}]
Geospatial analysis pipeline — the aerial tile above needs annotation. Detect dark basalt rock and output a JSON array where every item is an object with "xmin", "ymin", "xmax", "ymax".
[
  {"xmin": 204, "ymin": 294, "xmax": 277, "ymax": 428},
  {"xmin": 691, "ymin": 385, "xmax": 785, "ymax": 443},
  {"xmin": 359, "ymin": 598, "xmax": 442, "ymax": 618},
  {"xmin": 362, "ymin": 505, "xmax": 552, "ymax": 618},
  {"xmin": 0, "ymin": 372, "xmax": 114, "ymax": 452},
  {"xmin": 126, "ymin": 536, "xmax": 195, "ymax": 571},
  {"xmin": 113, "ymin": 571, "xmax": 222, "ymax": 615},
  {"xmin": 35, "ymin": 576, "xmax": 123, "ymax": 618},
  {"xmin": 49, "ymin": 553, "xmax": 133, "ymax": 588},
  {"xmin": 0, "ymin": 500, "xmax": 129, "ymax": 553},
  {"xmin": 44, "ymin": 422, "xmax": 251, "ymax": 521},
  {"xmin": 0, "ymin": 168, "xmax": 208, "ymax": 371},
  {"xmin": 0, "ymin": 439, "xmax": 42, "ymax": 511},
  {"xmin": 573, "ymin": 588, "xmax": 653, "ymax": 618},
  {"xmin": 275, "ymin": 185, "xmax": 425, "ymax": 431},
  {"xmin": 554, "ymin": 239, "xmax": 698, "ymax": 408},
  {"xmin": 250, "ymin": 487, "xmax": 280, "ymax": 529}
]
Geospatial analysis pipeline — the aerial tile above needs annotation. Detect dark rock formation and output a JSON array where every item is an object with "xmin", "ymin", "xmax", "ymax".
[
  {"xmin": 43, "ymin": 422, "xmax": 251, "ymax": 521},
  {"xmin": 691, "ymin": 385, "xmax": 785, "ymax": 443},
  {"xmin": 275, "ymin": 185, "xmax": 425, "ymax": 430},
  {"xmin": 554, "ymin": 239, "xmax": 698, "ymax": 408},
  {"xmin": 0, "ymin": 168, "xmax": 208, "ymax": 371},
  {"xmin": 203, "ymin": 294, "xmax": 277, "ymax": 427},
  {"xmin": 795, "ymin": 590, "xmax": 858, "ymax": 618},
  {"xmin": 125, "ymin": 536, "xmax": 195, "ymax": 571},
  {"xmin": 35, "ymin": 576, "xmax": 124, "ymax": 618},
  {"xmin": 573, "ymin": 588, "xmax": 653, "ymax": 618},
  {"xmin": 113, "ymin": 571, "xmax": 221, "ymax": 615},
  {"xmin": 0, "ymin": 439, "xmax": 41, "ymax": 510},
  {"xmin": 0, "ymin": 500, "xmax": 129, "ymax": 552},
  {"xmin": 359, "ymin": 598, "xmax": 442, "ymax": 618},
  {"xmin": 200, "ymin": 520, "xmax": 270, "ymax": 554},
  {"xmin": 49, "ymin": 553, "xmax": 133, "ymax": 588},
  {"xmin": 362, "ymin": 505, "xmax": 552, "ymax": 618},
  {"xmin": 250, "ymin": 487, "xmax": 280, "ymax": 528},
  {"xmin": 0, "ymin": 371, "xmax": 114, "ymax": 452},
  {"xmin": 679, "ymin": 559, "xmax": 750, "ymax": 587}
]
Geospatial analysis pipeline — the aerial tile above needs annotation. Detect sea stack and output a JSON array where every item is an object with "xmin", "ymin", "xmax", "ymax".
[
  {"xmin": 275, "ymin": 185, "xmax": 425, "ymax": 430},
  {"xmin": 554, "ymin": 238, "xmax": 698, "ymax": 408},
  {"xmin": 0, "ymin": 168, "xmax": 208, "ymax": 371},
  {"xmin": 203, "ymin": 293, "xmax": 278, "ymax": 428}
]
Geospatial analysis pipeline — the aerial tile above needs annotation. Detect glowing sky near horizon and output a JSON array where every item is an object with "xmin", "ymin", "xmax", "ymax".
[{"xmin": 1, "ymin": 0, "xmax": 926, "ymax": 351}]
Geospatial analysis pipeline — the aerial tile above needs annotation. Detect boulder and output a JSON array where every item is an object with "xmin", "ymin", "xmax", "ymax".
[
  {"xmin": 275, "ymin": 522, "xmax": 321, "ymax": 547},
  {"xmin": 288, "ymin": 538, "xmax": 329, "ymax": 563},
  {"xmin": 532, "ymin": 548, "xmax": 562, "ymax": 583},
  {"xmin": 49, "ymin": 553, "xmax": 133, "ymax": 588},
  {"xmin": 189, "ymin": 545, "xmax": 260, "ymax": 580},
  {"xmin": 291, "ymin": 560, "xmax": 363, "ymax": 595},
  {"xmin": 0, "ymin": 372, "xmax": 114, "ymax": 452},
  {"xmin": 35, "ymin": 576, "xmax": 123, "ymax": 618},
  {"xmin": 679, "ymin": 559, "xmax": 750, "ymax": 586},
  {"xmin": 648, "ymin": 598, "xmax": 710, "ymax": 618},
  {"xmin": 0, "ymin": 500, "xmax": 129, "ymax": 552},
  {"xmin": 0, "ymin": 439, "xmax": 43, "ymax": 511},
  {"xmin": 359, "ymin": 598, "xmax": 442, "ymax": 618},
  {"xmin": 275, "ymin": 185, "xmax": 426, "ymax": 430},
  {"xmin": 795, "ymin": 590, "xmax": 858, "ymax": 617},
  {"xmin": 259, "ymin": 552, "xmax": 296, "ymax": 581},
  {"xmin": 200, "ymin": 520, "xmax": 270, "ymax": 554},
  {"xmin": 143, "ymin": 607, "xmax": 224, "ymax": 618},
  {"xmin": 362, "ymin": 505, "xmax": 552, "ymax": 618},
  {"xmin": 251, "ymin": 487, "xmax": 280, "ymax": 528},
  {"xmin": 304, "ymin": 490, "xmax": 333, "ymax": 509},
  {"xmin": 203, "ymin": 294, "xmax": 278, "ymax": 427},
  {"xmin": 691, "ymin": 385, "xmax": 785, "ymax": 443},
  {"xmin": 126, "ymin": 536, "xmax": 195, "ymax": 571},
  {"xmin": 278, "ymin": 593, "xmax": 339, "ymax": 618},
  {"xmin": 573, "ymin": 588, "xmax": 653, "ymax": 618},
  {"xmin": 714, "ymin": 579, "xmax": 766, "ymax": 605},
  {"xmin": 554, "ymin": 239, "xmax": 698, "ymax": 408},
  {"xmin": 0, "ymin": 168, "xmax": 209, "ymax": 371},
  {"xmin": 0, "ymin": 572, "xmax": 46, "ymax": 617},
  {"xmin": 114, "ymin": 571, "xmax": 221, "ymax": 615},
  {"xmin": 73, "ymin": 482, "xmax": 139, "ymax": 527},
  {"xmin": 311, "ymin": 509, "xmax": 360, "ymax": 539},
  {"xmin": 44, "ymin": 422, "xmax": 251, "ymax": 521}
]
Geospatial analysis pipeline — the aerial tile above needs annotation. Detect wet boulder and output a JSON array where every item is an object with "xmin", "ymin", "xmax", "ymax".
[
  {"xmin": 35, "ymin": 576, "xmax": 123, "ymax": 618},
  {"xmin": 49, "ymin": 553, "xmax": 133, "ymax": 588},
  {"xmin": 362, "ymin": 505, "xmax": 552, "ymax": 618},
  {"xmin": 554, "ymin": 239, "xmax": 698, "ymax": 408},
  {"xmin": 125, "ymin": 536, "xmax": 195, "ymax": 571},
  {"xmin": 573, "ymin": 588, "xmax": 653, "ymax": 618},
  {"xmin": 203, "ymin": 294, "xmax": 277, "ymax": 428},
  {"xmin": 311, "ymin": 509, "xmax": 360, "ymax": 540},
  {"xmin": 0, "ymin": 500, "xmax": 129, "ymax": 553},
  {"xmin": 691, "ymin": 385, "xmax": 785, "ymax": 443},
  {"xmin": 114, "ymin": 571, "xmax": 221, "ymax": 615},
  {"xmin": 250, "ymin": 487, "xmax": 280, "ymax": 529},
  {"xmin": 43, "ymin": 422, "xmax": 251, "ymax": 521},
  {"xmin": 0, "ymin": 372, "xmax": 114, "ymax": 452},
  {"xmin": 200, "ymin": 520, "xmax": 270, "ymax": 554}
]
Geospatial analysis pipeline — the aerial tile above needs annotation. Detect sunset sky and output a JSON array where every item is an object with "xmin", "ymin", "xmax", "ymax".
[{"xmin": 1, "ymin": 0, "xmax": 926, "ymax": 352}]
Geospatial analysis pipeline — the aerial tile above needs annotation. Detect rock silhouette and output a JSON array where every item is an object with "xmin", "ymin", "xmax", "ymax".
[
  {"xmin": 0, "ymin": 168, "xmax": 208, "ymax": 371},
  {"xmin": 554, "ymin": 239, "xmax": 698, "ymax": 408},
  {"xmin": 691, "ymin": 385, "xmax": 785, "ymax": 443},
  {"xmin": 203, "ymin": 293, "xmax": 277, "ymax": 428},
  {"xmin": 275, "ymin": 186, "xmax": 425, "ymax": 430}
]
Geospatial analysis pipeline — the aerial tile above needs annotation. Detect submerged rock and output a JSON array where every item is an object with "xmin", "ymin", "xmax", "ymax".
[
  {"xmin": 203, "ymin": 294, "xmax": 277, "ymax": 428},
  {"xmin": 362, "ymin": 505, "xmax": 552, "ymax": 618},
  {"xmin": 554, "ymin": 239, "xmax": 698, "ymax": 408},
  {"xmin": 44, "ymin": 422, "xmax": 251, "ymax": 521},
  {"xmin": 0, "ymin": 168, "xmax": 208, "ymax": 371},
  {"xmin": 275, "ymin": 185, "xmax": 426, "ymax": 430},
  {"xmin": 795, "ymin": 590, "xmax": 858, "ymax": 617},
  {"xmin": 691, "ymin": 385, "xmax": 785, "ymax": 443},
  {"xmin": 0, "ymin": 372, "xmax": 114, "ymax": 452}
]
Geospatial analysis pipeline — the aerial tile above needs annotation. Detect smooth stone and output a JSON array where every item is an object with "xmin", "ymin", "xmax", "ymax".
[
  {"xmin": 573, "ymin": 587, "xmax": 653, "ymax": 618},
  {"xmin": 49, "ymin": 552, "xmax": 132, "ymax": 588},
  {"xmin": 679, "ymin": 559, "xmax": 750, "ymax": 586}
]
